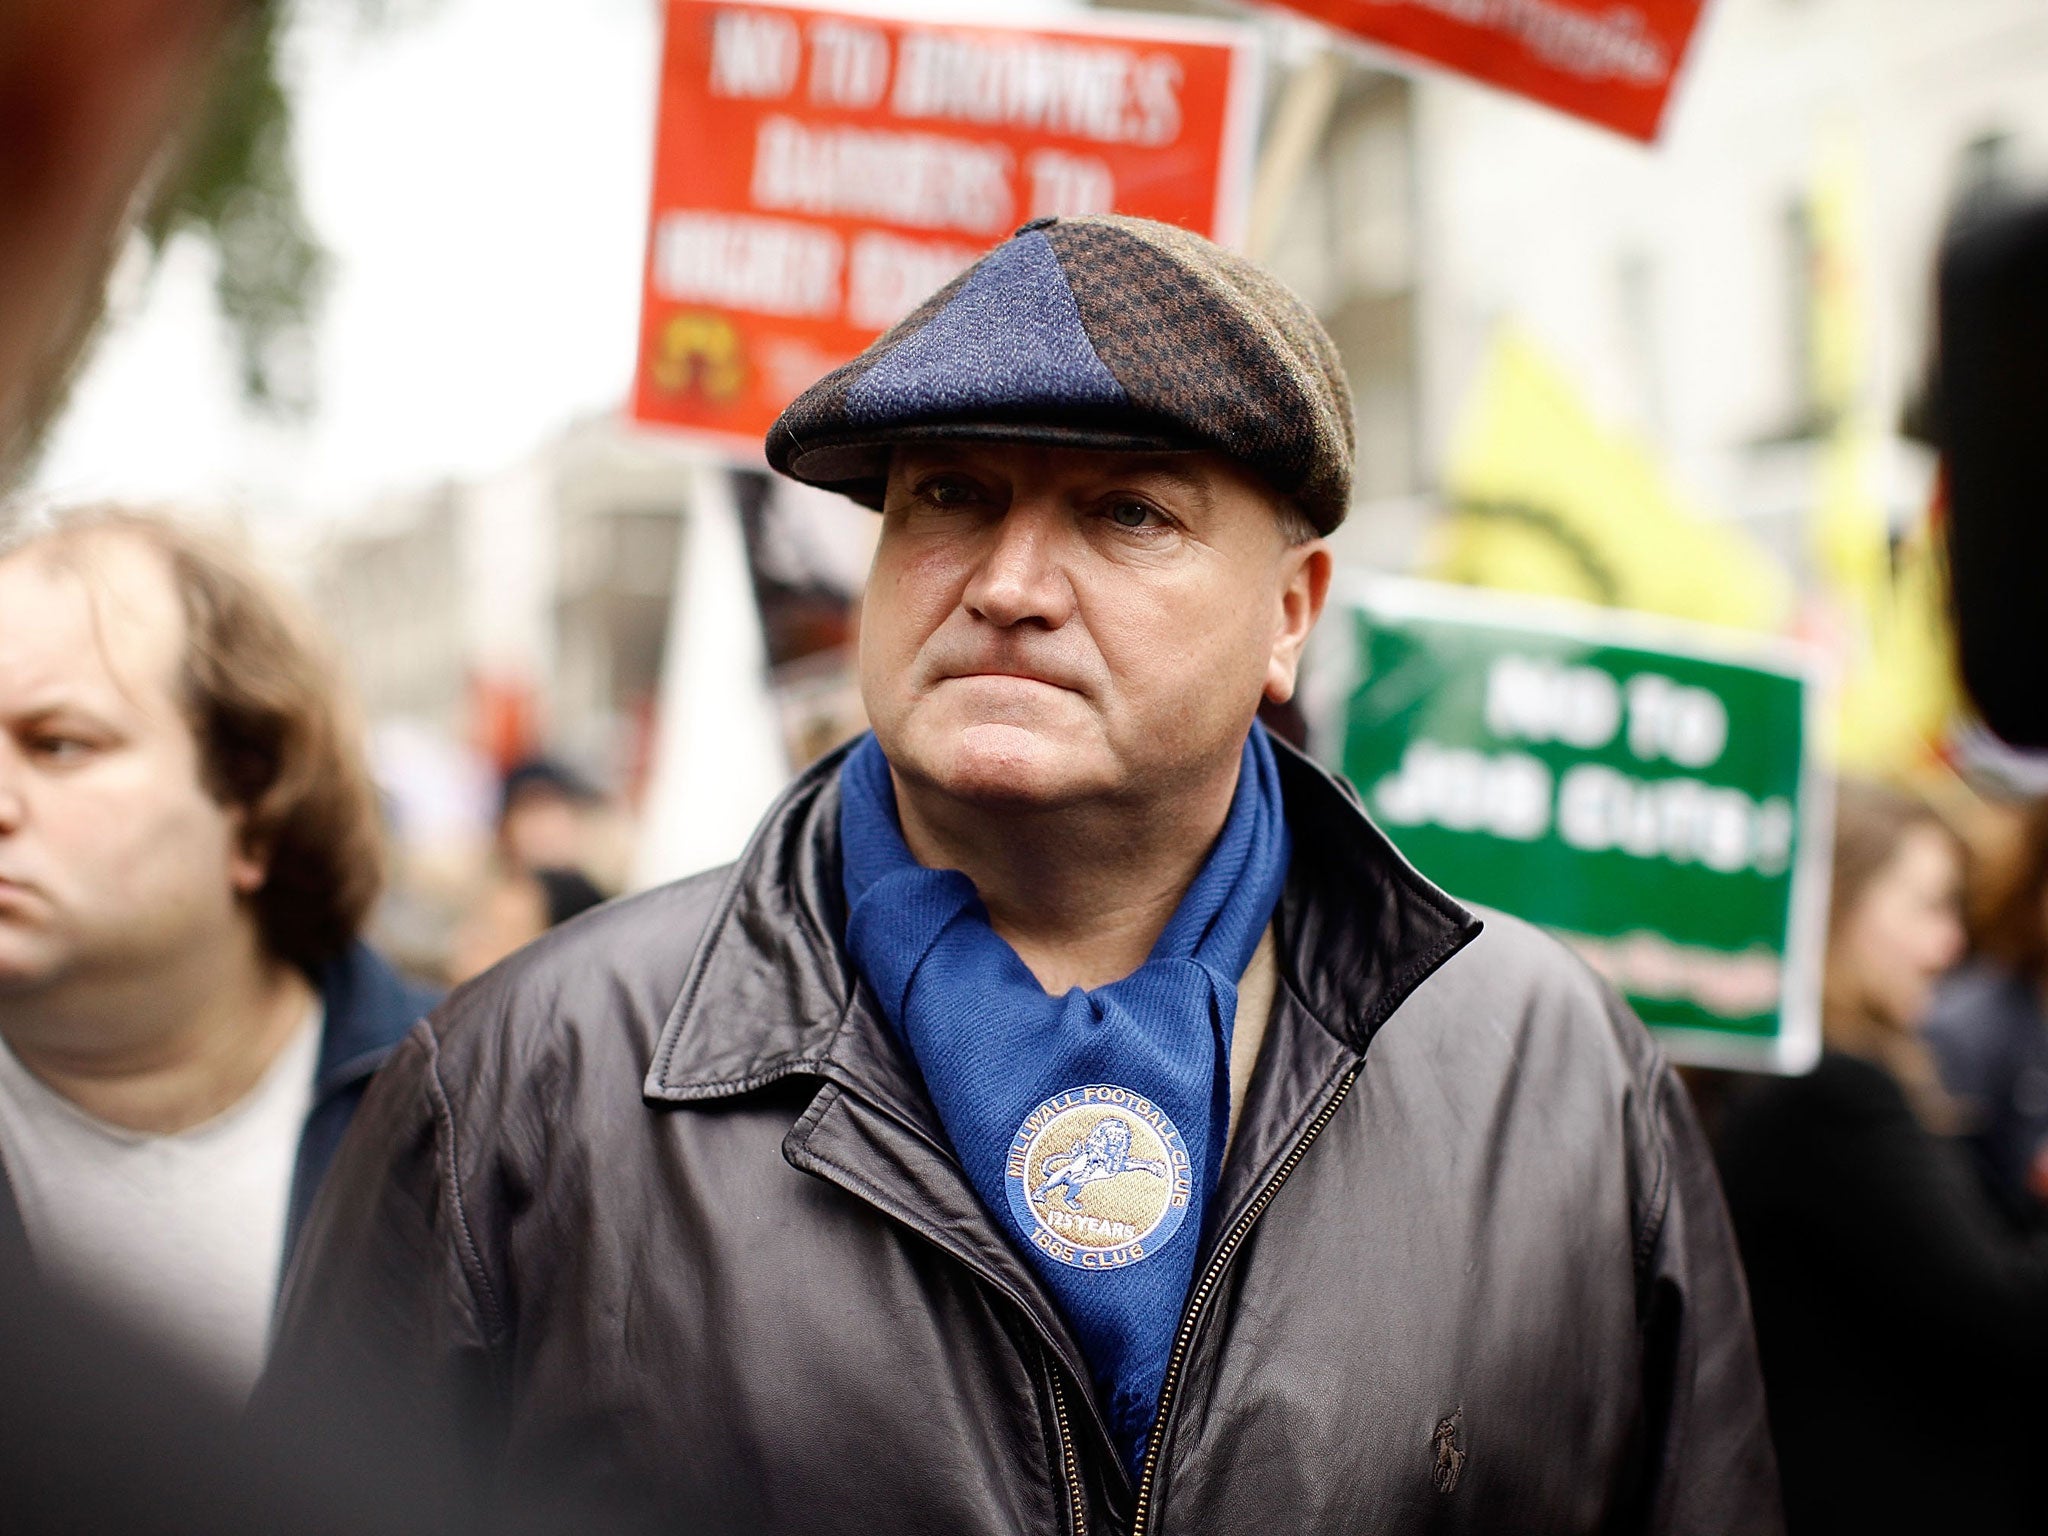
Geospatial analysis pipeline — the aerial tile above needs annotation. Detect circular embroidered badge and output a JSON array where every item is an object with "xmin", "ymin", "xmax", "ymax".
[{"xmin": 1005, "ymin": 1085, "xmax": 1193, "ymax": 1270}]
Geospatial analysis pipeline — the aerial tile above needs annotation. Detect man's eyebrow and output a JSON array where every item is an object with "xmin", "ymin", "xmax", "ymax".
[
  {"xmin": 1095, "ymin": 457, "xmax": 1216, "ymax": 513},
  {"xmin": 4, "ymin": 696, "xmax": 112, "ymax": 726},
  {"xmin": 890, "ymin": 448, "xmax": 987, "ymax": 478}
]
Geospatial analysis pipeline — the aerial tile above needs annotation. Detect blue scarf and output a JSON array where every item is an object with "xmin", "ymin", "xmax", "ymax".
[{"xmin": 838, "ymin": 727, "xmax": 1290, "ymax": 1474}]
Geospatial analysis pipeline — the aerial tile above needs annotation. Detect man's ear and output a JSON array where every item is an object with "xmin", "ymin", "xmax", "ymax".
[{"xmin": 1264, "ymin": 539, "xmax": 1333, "ymax": 705}]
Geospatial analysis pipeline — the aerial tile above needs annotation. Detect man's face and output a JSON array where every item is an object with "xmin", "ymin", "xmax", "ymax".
[
  {"xmin": 860, "ymin": 442, "xmax": 1330, "ymax": 811},
  {"xmin": 0, "ymin": 538, "xmax": 262, "ymax": 1000}
]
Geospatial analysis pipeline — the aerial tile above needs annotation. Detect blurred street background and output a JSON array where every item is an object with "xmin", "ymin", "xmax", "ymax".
[
  {"xmin": 16, "ymin": 7, "xmax": 2048, "ymax": 1528},
  {"xmin": 15, "ymin": 0, "xmax": 2046, "ymax": 987}
]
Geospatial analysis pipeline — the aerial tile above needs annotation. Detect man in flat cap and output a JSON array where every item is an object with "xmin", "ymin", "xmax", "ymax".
[{"xmin": 270, "ymin": 217, "xmax": 1781, "ymax": 1534}]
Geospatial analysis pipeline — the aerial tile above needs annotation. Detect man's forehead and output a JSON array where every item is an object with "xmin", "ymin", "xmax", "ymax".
[{"xmin": 0, "ymin": 533, "xmax": 185, "ymax": 708}]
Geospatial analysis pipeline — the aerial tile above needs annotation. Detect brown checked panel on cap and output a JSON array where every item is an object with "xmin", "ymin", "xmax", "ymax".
[{"xmin": 1045, "ymin": 216, "xmax": 1355, "ymax": 532}]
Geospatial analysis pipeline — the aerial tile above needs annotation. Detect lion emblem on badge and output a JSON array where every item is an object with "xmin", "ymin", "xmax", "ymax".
[
  {"xmin": 1030, "ymin": 1115, "xmax": 1168, "ymax": 1210},
  {"xmin": 1005, "ymin": 1085, "xmax": 1194, "ymax": 1270}
]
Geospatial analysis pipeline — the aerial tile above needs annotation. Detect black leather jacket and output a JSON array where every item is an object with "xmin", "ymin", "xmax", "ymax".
[{"xmin": 269, "ymin": 742, "xmax": 1781, "ymax": 1535}]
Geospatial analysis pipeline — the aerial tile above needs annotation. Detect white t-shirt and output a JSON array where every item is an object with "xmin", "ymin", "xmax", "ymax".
[{"xmin": 0, "ymin": 1006, "xmax": 321, "ymax": 1397}]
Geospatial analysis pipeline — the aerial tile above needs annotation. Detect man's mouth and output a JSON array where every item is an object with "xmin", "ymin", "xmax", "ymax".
[{"xmin": 941, "ymin": 666, "xmax": 1080, "ymax": 693}]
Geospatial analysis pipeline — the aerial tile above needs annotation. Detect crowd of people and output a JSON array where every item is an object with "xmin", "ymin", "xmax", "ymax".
[
  {"xmin": 11, "ymin": 491, "xmax": 2048, "ymax": 1534},
  {"xmin": 4, "ymin": 16, "xmax": 2048, "ymax": 1526},
  {"xmin": 0, "ymin": 224, "xmax": 1775, "ymax": 1533},
  {"xmin": 1710, "ymin": 778, "xmax": 2048, "ymax": 1532},
  {"xmin": 0, "ymin": 496, "xmax": 2043, "ymax": 1529}
]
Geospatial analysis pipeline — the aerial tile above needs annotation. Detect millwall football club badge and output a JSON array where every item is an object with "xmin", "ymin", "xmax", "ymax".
[{"xmin": 1005, "ymin": 1085, "xmax": 1193, "ymax": 1269}]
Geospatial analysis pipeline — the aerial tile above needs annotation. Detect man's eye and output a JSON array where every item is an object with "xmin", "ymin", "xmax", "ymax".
[
  {"xmin": 1107, "ymin": 500, "xmax": 1164, "ymax": 530},
  {"xmin": 30, "ymin": 736, "xmax": 96, "ymax": 763},
  {"xmin": 917, "ymin": 476, "xmax": 981, "ymax": 507}
]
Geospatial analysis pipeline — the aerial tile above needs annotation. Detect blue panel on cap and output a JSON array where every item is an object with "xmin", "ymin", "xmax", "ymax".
[{"xmin": 845, "ymin": 231, "xmax": 1127, "ymax": 426}]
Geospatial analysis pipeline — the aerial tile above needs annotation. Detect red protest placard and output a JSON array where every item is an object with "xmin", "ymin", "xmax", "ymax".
[
  {"xmin": 1275, "ymin": 0, "xmax": 1707, "ymax": 142},
  {"xmin": 631, "ymin": 1, "xmax": 1260, "ymax": 454}
]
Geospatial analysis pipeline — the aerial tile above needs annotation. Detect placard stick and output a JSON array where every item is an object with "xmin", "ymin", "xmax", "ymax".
[{"xmin": 1245, "ymin": 49, "xmax": 1346, "ymax": 263}]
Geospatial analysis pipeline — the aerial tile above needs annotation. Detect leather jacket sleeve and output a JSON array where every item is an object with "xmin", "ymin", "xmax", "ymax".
[
  {"xmin": 262, "ymin": 1019, "xmax": 512, "ymax": 1477},
  {"xmin": 1613, "ymin": 985, "xmax": 1786, "ymax": 1536}
]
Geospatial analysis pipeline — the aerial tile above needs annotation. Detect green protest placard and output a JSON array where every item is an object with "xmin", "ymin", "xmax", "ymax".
[{"xmin": 1311, "ymin": 578, "xmax": 1829, "ymax": 1073}]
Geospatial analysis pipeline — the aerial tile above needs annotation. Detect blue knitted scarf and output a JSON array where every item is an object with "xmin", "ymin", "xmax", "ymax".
[{"xmin": 838, "ymin": 727, "xmax": 1290, "ymax": 1474}]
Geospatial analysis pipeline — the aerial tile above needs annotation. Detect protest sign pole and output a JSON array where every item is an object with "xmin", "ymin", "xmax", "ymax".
[{"xmin": 1245, "ymin": 49, "xmax": 1345, "ymax": 263}]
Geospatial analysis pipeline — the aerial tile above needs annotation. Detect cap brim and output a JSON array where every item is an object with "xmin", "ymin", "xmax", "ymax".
[{"xmin": 782, "ymin": 418, "xmax": 1200, "ymax": 510}]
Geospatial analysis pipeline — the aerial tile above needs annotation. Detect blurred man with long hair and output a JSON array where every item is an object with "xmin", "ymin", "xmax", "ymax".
[{"xmin": 0, "ymin": 509, "xmax": 432, "ymax": 1392}]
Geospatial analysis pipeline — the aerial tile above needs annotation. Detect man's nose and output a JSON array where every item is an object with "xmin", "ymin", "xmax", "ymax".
[{"xmin": 961, "ymin": 498, "xmax": 1076, "ymax": 629}]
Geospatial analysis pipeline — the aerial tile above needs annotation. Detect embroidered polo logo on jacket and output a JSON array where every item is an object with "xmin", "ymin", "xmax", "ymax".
[
  {"xmin": 1432, "ymin": 1408, "xmax": 1467, "ymax": 1494},
  {"xmin": 1005, "ymin": 1086, "xmax": 1192, "ymax": 1269}
]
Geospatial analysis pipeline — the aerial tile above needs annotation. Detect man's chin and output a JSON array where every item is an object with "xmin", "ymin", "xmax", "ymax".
[{"xmin": 896, "ymin": 722, "xmax": 1112, "ymax": 809}]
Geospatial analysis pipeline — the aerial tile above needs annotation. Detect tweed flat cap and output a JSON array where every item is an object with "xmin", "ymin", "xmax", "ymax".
[{"xmin": 765, "ymin": 214, "xmax": 1356, "ymax": 533}]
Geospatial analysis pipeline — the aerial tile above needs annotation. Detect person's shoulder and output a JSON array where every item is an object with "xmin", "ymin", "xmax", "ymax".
[
  {"xmin": 310, "ymin": 939, "xmax": 441, "ymax": 1074},
  {"xmin": 1364, "ymin": 906, "xmax": 1699, "ymax": 1244},
  {"xmin": 1447, "ymin": 904, "xmax": 1603, "ymax": 986},
  {"xmin": 1934, "ymin": 956, "xmax": 2023, "ymax": 1005},
  {"xmin": 423, "ymin": 865, "xmax": 734, "ymax": 1076},
  {"xmin": 1927, "ymin": 958, "xmax": 2037, "ymax": 1050},
  {"xmin": 1362, "ymin": 905, "xmax": 1685, "ymax": 1191},
  {"xmin": 1412, "ymin": 905, "xmax": 1656, "ymax": 1075},
  {"xmin": 1726, "ymin": 1051, "xmax": 1912, "ymax": 1146}
]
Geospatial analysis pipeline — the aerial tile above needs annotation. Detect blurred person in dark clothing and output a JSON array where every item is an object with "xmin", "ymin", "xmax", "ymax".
[
  {"xmin": 495, "ymin": 756, "xmax": 603, "ymax": 875},
  {"xmin": 1718, "ymin": 780, "xmax": 2048, "ymax": 1535},
  {"xmin": 0, "ymin": 17, "xmax": 563, "ymax": 1526},
  {"xmin": 449, "ymin": 757, "xmax": 611, "ymax": 982},
  {"xmin": 1927, "ymin": 796, "xmax": 2048, "ymax": 1217},
  {"xmin": 0, "ymin": 1219, "xmax": 450, "ymax": 1536},
  {"xmin": 446, "ymin": 864, "xmax": 606, "ymax": 984},
  {"xmin": 0, "ymin": 1213, "xmax": 666, "ymax": 1536},
  {"xmin": 0, "ymin": 509, "xmax": 434, "ymax": 1393}
]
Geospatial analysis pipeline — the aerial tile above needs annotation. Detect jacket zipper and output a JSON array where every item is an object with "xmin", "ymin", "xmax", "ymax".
[
  {"xmin": 1049, "ymin": 1368, "xmax": 1089, "ymax": 1535},
  {"xmin": 1128, "ymin": 1062, "xmax": 1363, "ymax": 1536}
]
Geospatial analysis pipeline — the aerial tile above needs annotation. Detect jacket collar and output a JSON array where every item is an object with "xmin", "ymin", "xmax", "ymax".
[
  {"xmin": 309, "ymin": 941, "xmax": 438, "ymax": 1104},
  {"xmin": 644, "ymin": 734, "xmax": 1477, "ymax": 1105},
  {"xmin": 642, "ymin": 735, "xmax": 1478, "ymax": 1484},
  {"xmin": 1265, "ymin": 741, "xmax": 1481, "ymax": 1048}
]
